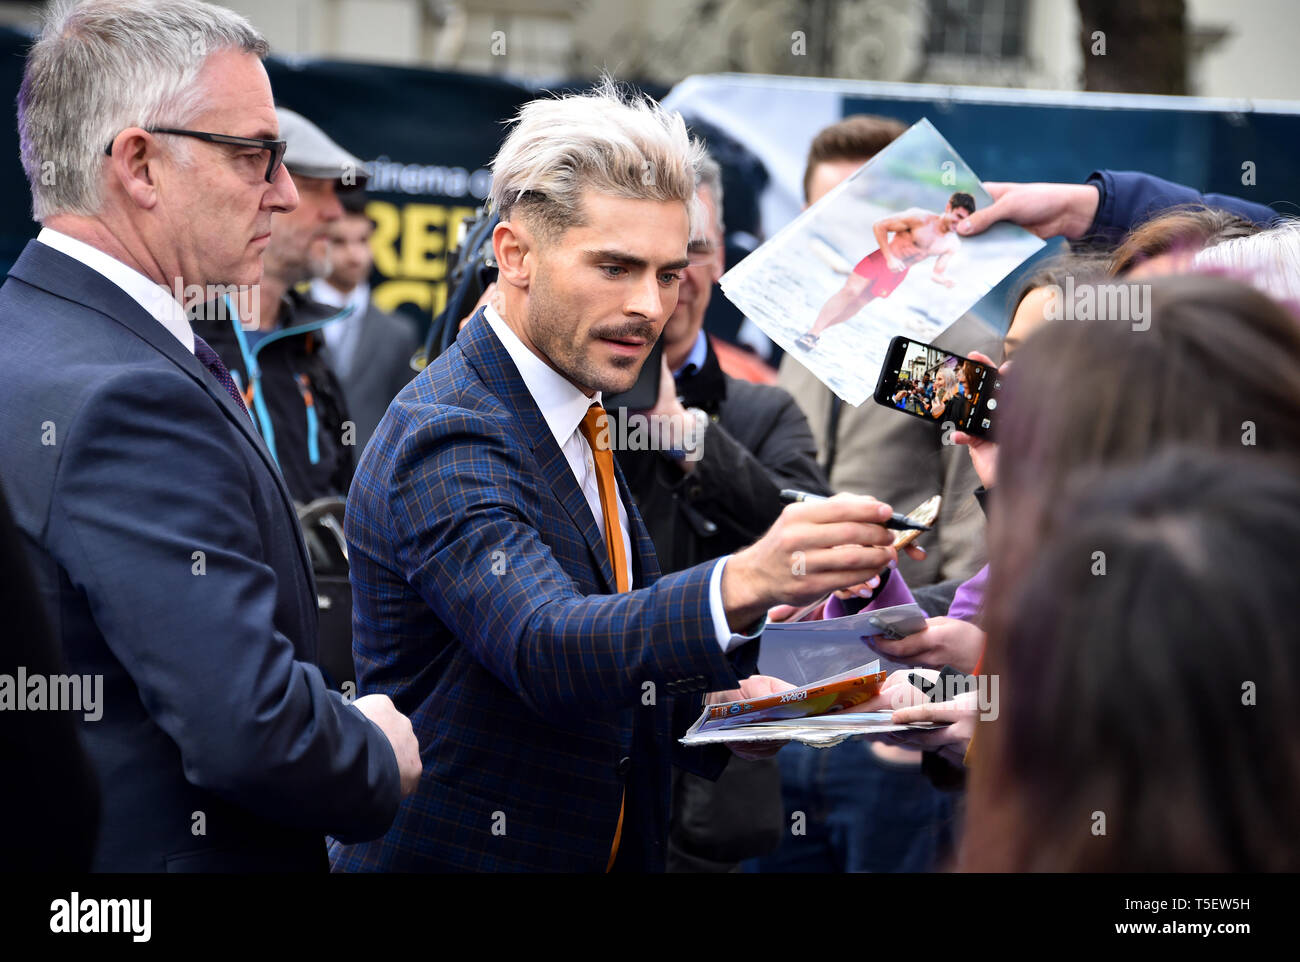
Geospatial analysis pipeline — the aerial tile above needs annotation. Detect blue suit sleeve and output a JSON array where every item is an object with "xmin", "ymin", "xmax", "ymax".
[
  {"xmin": 48, "ymin": 368, "xmax": 401, "ymax": 842},
  {"xmin": 1085, "ymin": 169, "xmax": 1279, "ymax": 246},
  {"xmin": 372, "ymin": 407, "xmax": 744, "ymax": 720}
]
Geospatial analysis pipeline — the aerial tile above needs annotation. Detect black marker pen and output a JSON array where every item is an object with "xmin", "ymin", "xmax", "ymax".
[{"xmin": 779, "ymin": 489, "xmax": 933, "ymax": 532}]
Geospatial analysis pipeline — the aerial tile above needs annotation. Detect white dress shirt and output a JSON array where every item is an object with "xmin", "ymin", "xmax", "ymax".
[
  {"xmin": 483, "ymin": 305, "xmax": 749, "ymax": 653},
  {"xmin": 37, "ymin": 227, "xmax": 195, "ymax": 353},
  {"xmin": 308, "ymin": 278, "xmax": 370, "ymax": 378}
]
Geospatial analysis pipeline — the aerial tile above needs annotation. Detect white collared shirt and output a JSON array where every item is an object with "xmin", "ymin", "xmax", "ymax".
[
  {"xmin": 483, "ymin": 305, "xmax": 748, "ymax": 653},
  {"xmin": 37, "ymin": 227, "xmax": 195, "ymax": 353},
  {"xmin": 308, "ymin": 278, "xmax": 370, "ymax": 377}
]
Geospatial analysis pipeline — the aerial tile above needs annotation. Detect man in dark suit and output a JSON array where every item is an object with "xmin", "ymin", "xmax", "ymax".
[
  {"xmin": 329, "ymin": 82, "xmax": 908, "ymax": 872},
  {"xmin": 0, "ymin": 0, "xmax": 419, "ymax": 871},
  {"xmin": 310, "ymin": 192, "xmax": 419, "ymax": 453}
]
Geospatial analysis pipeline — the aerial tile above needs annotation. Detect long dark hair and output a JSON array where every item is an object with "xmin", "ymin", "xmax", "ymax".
[
  {"xmin": 964, "ymin": 272, "xmax": 1300, "ymax": 870},
  {"xmin": 991, "ymin": 273, "xmax": 1300, "ymax": 590},
  {"xmin": 963, "ymin": 450, "xmax": 1300, "ymax": 871}
]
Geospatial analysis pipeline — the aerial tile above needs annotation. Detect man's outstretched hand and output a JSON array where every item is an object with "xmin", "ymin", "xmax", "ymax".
[
  {"xmin": 956, "ymin": 182, "xmax": 1100, "ymax": 241},
  {"xmin": 721, "ymin": 494, "xmax": 900, "ymax": 631}
]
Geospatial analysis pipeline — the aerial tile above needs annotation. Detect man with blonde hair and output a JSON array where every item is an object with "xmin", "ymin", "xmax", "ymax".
[
  {"xmin": 330, "ymin": 82, "xmax": 911, "ymax": 872},
  {"xmin": 0, "ymin": 0, "xmax": 420, "ymax": 871}
]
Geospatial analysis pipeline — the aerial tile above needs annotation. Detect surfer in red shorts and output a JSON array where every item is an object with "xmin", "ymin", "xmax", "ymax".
[{"xmin": 794, "ymin": 192, "xmax": 975, "ymax": 351}]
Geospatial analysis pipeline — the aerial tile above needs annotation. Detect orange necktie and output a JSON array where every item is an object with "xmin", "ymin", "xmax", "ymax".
[
  {"xmin": 577, "ymin": 404, "xmax": 629, "ymax": 871},
  {"xmin": 578, "ymin": 404, "xmax": 630, "ymax": 592}
]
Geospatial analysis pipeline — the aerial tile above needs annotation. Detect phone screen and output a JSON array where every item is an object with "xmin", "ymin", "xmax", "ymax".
[{"xmin": 873, "ymin": 336, "xmax": 1000, "ymax": 437}]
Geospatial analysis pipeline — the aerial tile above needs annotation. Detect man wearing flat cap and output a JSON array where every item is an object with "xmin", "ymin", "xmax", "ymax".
[{"xmin": 192, "ymin": 106, "xmax": 369, "ymax": 504}]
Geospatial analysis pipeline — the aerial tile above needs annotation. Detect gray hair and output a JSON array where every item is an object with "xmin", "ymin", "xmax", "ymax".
[
  {"xmin": 489, "ymin": 77, "xmax": 704, "ymax": 242},
  {"xmin": 19, "ymin": 0, "xmax": 268, "ymax": 221},
  {"xmin": 694, "ymin": 151, "xmax": 726, "ymax": 237},
  {"xmin": 1193, "ymin": 219, "xmax": 1300, "ymax": 305}
]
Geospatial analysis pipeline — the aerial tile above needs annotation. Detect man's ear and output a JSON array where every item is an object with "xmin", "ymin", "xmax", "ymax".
[
  {"xmin": 493, "ymin": 219, "xmax": 534, "ymax": 291},
  {"xmin": 106, "ymin": 127, "xmax": 160, "ymax": 211}
]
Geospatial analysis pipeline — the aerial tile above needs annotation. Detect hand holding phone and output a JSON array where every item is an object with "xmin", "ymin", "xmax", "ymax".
[
  {"xmin": 874, "ymin": 335, "xmax": 1000, "ymax": 438},
  {"xmin": 950, "ymin": 349, "xmax": 1003, "ymax": 488}
]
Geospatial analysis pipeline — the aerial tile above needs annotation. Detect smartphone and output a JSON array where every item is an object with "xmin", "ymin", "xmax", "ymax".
[
  {"xmin": 603, "ymin": 336, "xmax": 665, "ymax": 411},
  {"xmin": 873, "ymin": 335, "xmax": 1000, "ymax": 437},
  {"xmin": 862, "ymin": 603, "xmax": 929, "ymax": 641}
]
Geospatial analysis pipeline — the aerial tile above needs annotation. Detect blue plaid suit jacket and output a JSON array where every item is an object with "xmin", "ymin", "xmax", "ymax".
[{"xmin": 329, "ymin": 311, "xmax": 754, "ymax": 872}]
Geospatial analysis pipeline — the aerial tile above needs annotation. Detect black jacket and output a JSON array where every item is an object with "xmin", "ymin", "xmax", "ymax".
[
  {"xmin": 618, "ymin": 339, "xmax": 831, "ymax": 571},
  {"xmin": 192, "ymin": 290, "xmax": 355, "ymax": 503}
]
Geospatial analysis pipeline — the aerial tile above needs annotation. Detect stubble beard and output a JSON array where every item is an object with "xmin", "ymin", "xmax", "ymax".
[{"xmin": 527, "ymin": 272, "xmax": 643, "ymax": 396}]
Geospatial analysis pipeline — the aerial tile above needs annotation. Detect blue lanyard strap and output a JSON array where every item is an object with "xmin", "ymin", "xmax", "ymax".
[
  {"xmin": 225, "ymin": 295, "xmax": 279, "ymax": 466},
  {"xmin": 222, "ymin": 296, "xmax": 357, "ymax": 469}
]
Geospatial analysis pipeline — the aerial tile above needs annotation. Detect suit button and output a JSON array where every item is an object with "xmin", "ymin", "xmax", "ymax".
[{"xmin": 616, "ymin": 756, "xmax": 632, "ymax": 777}]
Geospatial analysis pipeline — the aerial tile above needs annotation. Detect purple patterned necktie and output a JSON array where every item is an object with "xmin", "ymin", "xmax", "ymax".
[{"xmin": 193, "ymin": 334, "xmax": 250, "ymax": 416}]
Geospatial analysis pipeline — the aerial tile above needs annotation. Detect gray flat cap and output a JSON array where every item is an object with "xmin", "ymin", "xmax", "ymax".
[{"xmin": 276, "ymin": 106, "xmax": 368, "ymax": 187}]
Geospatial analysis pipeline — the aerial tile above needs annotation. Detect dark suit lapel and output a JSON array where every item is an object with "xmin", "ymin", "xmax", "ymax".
[
  {"xmin": 8, "ymin": 241, "xmax": 316, "ymax": 583},
  {"xmin": 611, "ymin": 452, "xmax": 659, "ymax": 587},
  {"xmin": 534, "ymin": 429, "xmax": 621, "ymax": 593},
  {"xmin": 458, "ymin": 310, "xmax": 620, "ymax": 593}
]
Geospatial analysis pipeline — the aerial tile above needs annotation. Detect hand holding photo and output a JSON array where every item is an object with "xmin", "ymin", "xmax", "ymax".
[{"xmin": 720, "ymin": 118, "xmax": 1044, "ymax": 405}]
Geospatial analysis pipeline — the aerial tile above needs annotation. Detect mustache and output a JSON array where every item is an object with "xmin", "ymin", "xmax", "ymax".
[{"xmin": 590, "ymin": 322, "xmax": 657, "ymax": 342}]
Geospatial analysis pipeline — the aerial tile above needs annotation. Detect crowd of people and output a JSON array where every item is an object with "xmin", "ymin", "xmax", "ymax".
[{"xmin": 3, "ymin": 0, "xmax": 1298, "ymax": 876}]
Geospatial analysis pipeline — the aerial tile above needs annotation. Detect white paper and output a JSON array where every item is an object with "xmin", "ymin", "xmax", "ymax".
[{"xmin": 757, "ymin": 604, "xmax": 926, "ymax": 685}]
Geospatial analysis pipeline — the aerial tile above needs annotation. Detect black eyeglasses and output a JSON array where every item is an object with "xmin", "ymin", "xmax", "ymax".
[{"xmin": 104, "ymin": 127, "xmax": 288, "ymax": 184}]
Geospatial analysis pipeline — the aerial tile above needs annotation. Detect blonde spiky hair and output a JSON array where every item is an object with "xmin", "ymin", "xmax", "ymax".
[{"xmin": 489, "ymin": 77, "xmax": 705, "ymax": 242}]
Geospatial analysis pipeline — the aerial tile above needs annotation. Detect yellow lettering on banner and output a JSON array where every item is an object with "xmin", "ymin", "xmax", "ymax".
[
  {"xmin": 366, "ymin": 201, "xmax": 480, "ymax": 322},
  {"xmin": 401, "ymin": 204, "xmax": 447, "ymax": 279},
  {"xmin": 372, "ymin": 280, "xmax": 434, "ymax": 316},
  {"xmin": 367, "ymin": 200, "xmax": 401, "ymax": 276}
]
